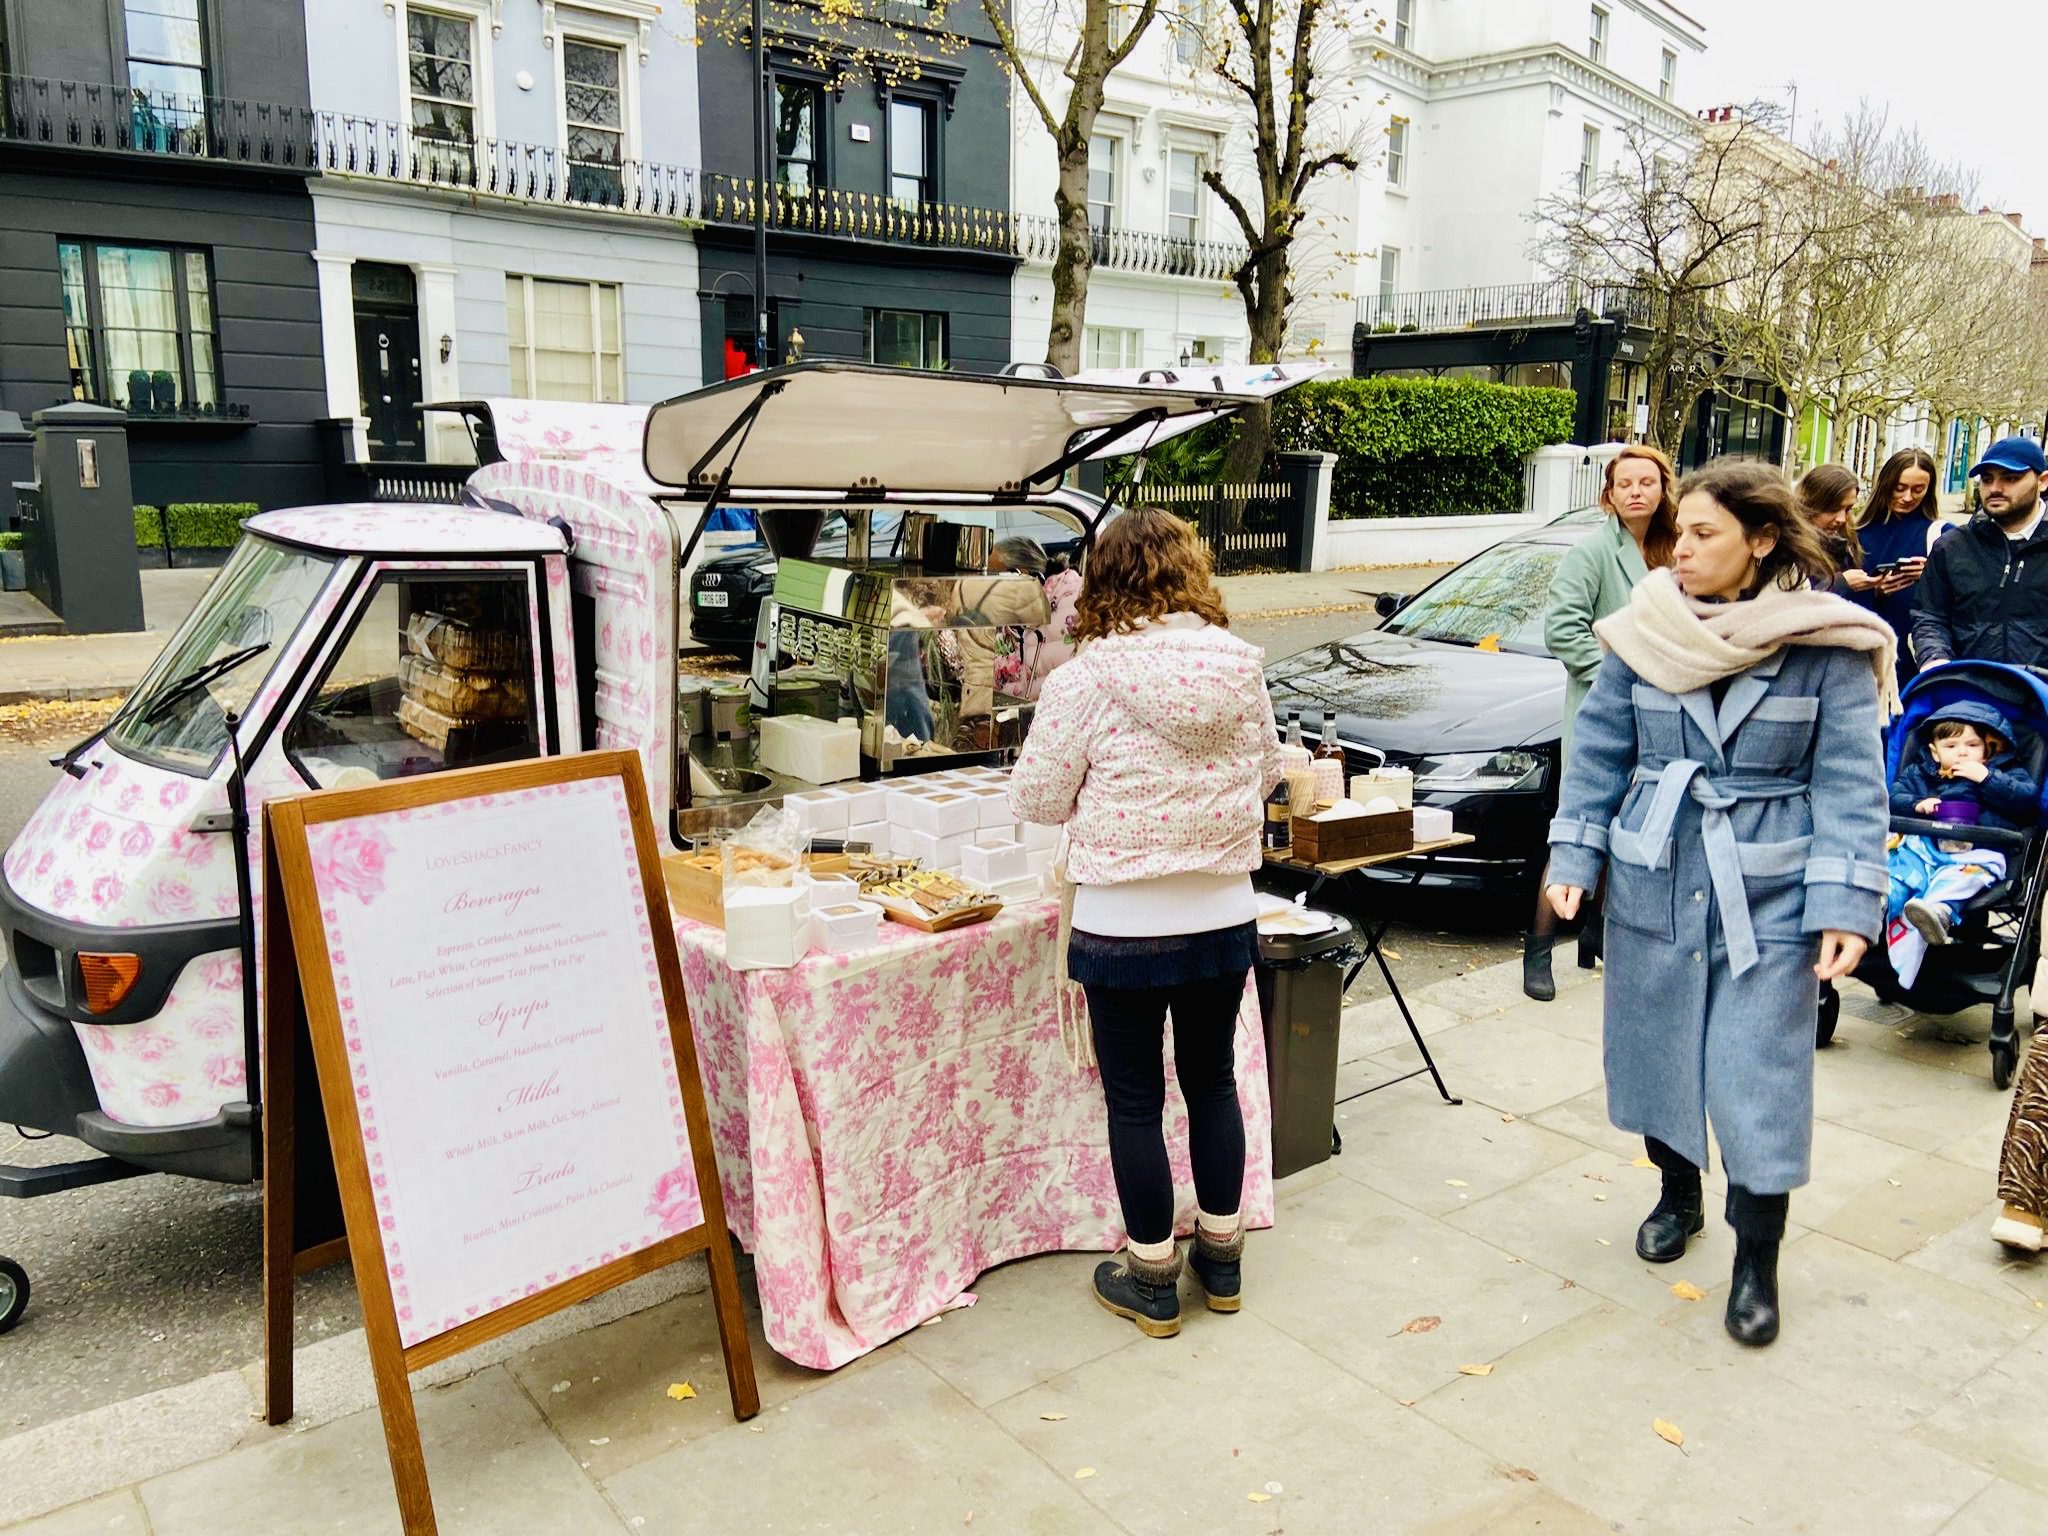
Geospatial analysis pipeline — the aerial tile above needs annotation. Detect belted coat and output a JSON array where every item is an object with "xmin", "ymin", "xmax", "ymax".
[{"xmin": 1547, "ymin": 642, "xmax": 1888, "ymax": 1192}]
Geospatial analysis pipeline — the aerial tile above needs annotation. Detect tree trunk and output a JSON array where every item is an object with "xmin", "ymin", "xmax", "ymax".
[
  {"xmin": 1044, "ymin": 134, "xmax": 1095, "ymax": 377},
  {"xmin": 1214, "ymin": 251, "xmax": 1290, "ymax": 531}
]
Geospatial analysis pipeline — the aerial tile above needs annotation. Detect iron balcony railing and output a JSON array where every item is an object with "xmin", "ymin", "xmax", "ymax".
[
  {"xmin": 0, "ymin": 73, "xmax": 317, "ymax": 168},
  {"xmin": 1358, "ymin": 278, "xmax": 1655, "ymax": 333},
  {"xmin": 1014, "ymin": 213, "xmax": 1249, "ymax": 282}
]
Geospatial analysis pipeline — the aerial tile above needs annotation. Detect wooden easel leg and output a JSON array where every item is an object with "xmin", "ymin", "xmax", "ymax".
[
  {"xmin": 703, "ymin": 1224, "xmax": 760, "ymax": 1421},
  {"xmin": 370, "ymin": 1377, "xmax": 439, "ymax": 1536}
]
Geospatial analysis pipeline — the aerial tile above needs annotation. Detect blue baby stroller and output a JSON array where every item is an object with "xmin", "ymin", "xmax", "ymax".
[{"xmin": 1847, "ymin": 660, "xmax": 2048, "ymax": 1087}]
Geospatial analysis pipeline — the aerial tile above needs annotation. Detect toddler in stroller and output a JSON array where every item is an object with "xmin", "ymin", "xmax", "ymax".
[
  {"xmin": 1884, "ymin": 700, "xmax": 2039, "ymax": 984},
  {"xmin": 1849, "ymin": 660, "xmax": 2048, "ymax": 1087}
]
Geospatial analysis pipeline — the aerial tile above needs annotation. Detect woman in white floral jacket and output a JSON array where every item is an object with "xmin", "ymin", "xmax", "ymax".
[{"xmin": 1010, "ymin": 507, "xmax": 1285, "ymax": 1339}]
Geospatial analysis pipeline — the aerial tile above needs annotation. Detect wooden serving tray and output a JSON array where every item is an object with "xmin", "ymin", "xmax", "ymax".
[{"xmin": 873, "ymin": 898, "xmax": 1004, "ymax": 933}]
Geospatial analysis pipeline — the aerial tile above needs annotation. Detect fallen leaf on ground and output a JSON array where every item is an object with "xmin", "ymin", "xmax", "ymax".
[
  {"xmin": 1631, "ymin": 1156, "xmax": 1656, "ymax": 1169},
  {"xmin": 1247, "ymin": 1492, "xmax": 1273, "ymax": 1503},
  {"xmin": 665, "ymin": 1382, "xmax": 697, "ymax": 1401},
  {"xmin": 1670, "ymin": 1280, "xmax": 1705, "ymax": 1302},
  {"xmin": 1074, "ymin": 1467, "xmax": 1097, "ymax": 1480},
  {"xmin": 1446, "ymin": 1178, "xmax": 1469, "ymax": 1188},
  {"xmin": 1559, "ymin": 1278, "xmax": 1577, "ymax": 1289},
  {"xmin": 1505, "ymin": 1467, "xmax": 1539, "ymax": 1482},
  {"xmin": 1500, "ymin": 1113, "xmax": 1517, "ymax": 1123},
  {"xmin": 1382, "ymin": 946, "xmax": 1402, "ymax": 960},
  {"xmin": 1593, "ymin": 1193, "xmax": 1609, "ymax": 1202},
  {"xmin": 1400, "ymin": 1315, "xmax": 1442, "ymax": 1334},
  {"xmin": 1040, "ymin": 1412, "xmax": 1068, "ymax": 1422},
  {"xmin": 1596, "ymin": 1238, "xmax": 1612, "ymax": 1246},
  {"xmin": 1887, "ymin": 1178, "xmax": 1903, "ymax": 1187},
  {"xmin": 1458, "ymin": 1362, "xmax": 1496, "ymax": 1377},
  {"xmin": 1397, "ymin": 1398, "xmax": 1417, "ymax": 1407},
  {"xmin": 1653, "ymin": 1419, "xmax": 1685, "ymax": 1448}
]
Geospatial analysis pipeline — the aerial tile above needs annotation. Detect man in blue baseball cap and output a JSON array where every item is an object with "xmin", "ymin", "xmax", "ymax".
[{"xmin": 1910, "ymin": 435, "xmax": 2048, "ymax": 670}]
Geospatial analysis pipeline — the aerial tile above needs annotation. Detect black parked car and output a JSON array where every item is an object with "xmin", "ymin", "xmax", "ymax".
[
  {"xmin": 687, "ymin": 505, "xmax": 1090, "ymax": 649},
  {"xmin": 1264, "ymin": 510, "xmax": 1601, "ymax": 895}
]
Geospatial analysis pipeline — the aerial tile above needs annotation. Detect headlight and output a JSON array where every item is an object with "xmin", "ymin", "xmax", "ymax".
[{"xmin": 1414, "ymin": 750, "xmax": 1548, "ymax": 792}]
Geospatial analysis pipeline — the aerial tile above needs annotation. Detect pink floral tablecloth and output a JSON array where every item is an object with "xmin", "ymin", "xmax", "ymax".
[{"xmin": 671, "ymin": 899, "xmax": 1275, "ymax": 1369}]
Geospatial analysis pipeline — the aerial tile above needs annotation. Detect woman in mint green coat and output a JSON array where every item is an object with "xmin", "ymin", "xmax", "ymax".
[{"xmin": 1522, "ymin": 446, "xmax": 1677, "ymax": 1000}]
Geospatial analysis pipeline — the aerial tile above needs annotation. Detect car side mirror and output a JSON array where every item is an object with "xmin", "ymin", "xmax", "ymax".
[{"xmin": 1374, "ymin": 591, "xmax": 1408, "ymax": 618}]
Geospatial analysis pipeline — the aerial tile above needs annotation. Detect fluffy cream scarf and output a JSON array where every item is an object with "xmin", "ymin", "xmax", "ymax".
[{"xmin": 1595, "ymin": 568, "xmax": 1901, "ymax": 717}]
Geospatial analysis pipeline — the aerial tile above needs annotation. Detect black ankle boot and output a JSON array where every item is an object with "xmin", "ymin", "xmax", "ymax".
[
  {"xmin": 1093, "ymin": 1248, "xmax": 1182, "ymax": 1338},
  {"xmin": 1522, "ymin": 931, "xmax": 1557, "ymax": 1001},
  {"xmin": 1188, "ymin": 1225, "xmax": 1243, "ymax": 1313},
  {"xmin": 1725, "ymin": 1237, "xmax": 1781, "ymax": 1345},
  {"xmin": 1576, "ymin": 910, "xmax": 1603, "ymax": 970},
  {"xmin": 1635, "ymin": 1176, "xmax": 1705, "ymax": 1262}
]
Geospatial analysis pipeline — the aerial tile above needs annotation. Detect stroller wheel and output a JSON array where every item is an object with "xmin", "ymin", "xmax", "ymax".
[
  {"xmin": 0, "ymin": 1258, "xmax": 28, "ymax": 1336},
  {"xmin": 1992, "ymin": 1039, "xmax": 2019, "ymax": 1090},
  {"xmin": 1816, "ymin": 986, "xmax": 1840, "ymax": 1048}
]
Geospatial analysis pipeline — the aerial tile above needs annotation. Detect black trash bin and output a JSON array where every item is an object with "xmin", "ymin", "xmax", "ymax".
[{"xmin": 1254, "ymin": 913, "xmax": 1358, "ymax": 1179}]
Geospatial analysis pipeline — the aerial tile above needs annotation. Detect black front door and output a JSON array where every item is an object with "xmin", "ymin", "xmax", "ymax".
[{"xmin": 351, "ymin": 262, "xmax": 423, "ymax": 462}]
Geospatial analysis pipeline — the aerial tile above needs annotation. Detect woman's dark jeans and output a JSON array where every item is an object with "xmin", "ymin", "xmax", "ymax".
[{"xmin": 1082, "ymin": 976, "xmax": 1248, "ymax": 1246}]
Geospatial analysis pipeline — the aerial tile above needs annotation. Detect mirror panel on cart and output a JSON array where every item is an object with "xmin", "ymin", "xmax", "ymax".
[
  {"xmin": 674, "ymin": 499, "xmax": 1088, "ymax": 832},
  {"xmin": 285, "ymin": 569, "xmax": 543, "ymax": 788}
]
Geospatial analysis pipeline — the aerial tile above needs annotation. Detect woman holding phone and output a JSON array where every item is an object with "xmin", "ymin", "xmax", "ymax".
[{"xmin": 1853, "ymin": 448, "xmax": 1945, "ymax": 684}]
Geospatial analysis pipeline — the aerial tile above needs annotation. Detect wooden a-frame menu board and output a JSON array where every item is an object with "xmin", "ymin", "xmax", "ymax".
[{"xmin": 260, "ymin": 751, "xmax": 757, "ymax": 1535}]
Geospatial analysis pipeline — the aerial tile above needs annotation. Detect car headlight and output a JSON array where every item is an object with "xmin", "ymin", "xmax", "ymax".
[{"xmin": 1413, "ymin": 750, "xmax": 1548, "ymax": 792}]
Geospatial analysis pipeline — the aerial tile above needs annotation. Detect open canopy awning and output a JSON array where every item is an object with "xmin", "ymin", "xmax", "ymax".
[{"xmin": 640, "ymin": 362, "xmax": 1268, "ymax": 498}]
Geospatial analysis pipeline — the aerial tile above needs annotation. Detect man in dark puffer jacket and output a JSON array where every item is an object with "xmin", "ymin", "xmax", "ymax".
[{"xmin": 1911, "ymin": 437, "xmax": 2048, "ymax": 670}]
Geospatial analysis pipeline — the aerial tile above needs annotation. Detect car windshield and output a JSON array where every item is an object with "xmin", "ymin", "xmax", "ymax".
[
  {"xmin": 105, "ymin": 537, "xmax": 338, "ymax": 775},
  {"xmin": 1381, "ymin": 540, "xmax": 1568, "ymax": 656}
]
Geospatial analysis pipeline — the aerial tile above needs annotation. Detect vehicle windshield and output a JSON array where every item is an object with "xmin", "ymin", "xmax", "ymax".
[
  {"xmin": 1380, "ymin": 540, "xmax": 1568, "ymax": 656},
  {"xmin": 105, "ymin": 537, "xmax": 338, "ymax": 775}
]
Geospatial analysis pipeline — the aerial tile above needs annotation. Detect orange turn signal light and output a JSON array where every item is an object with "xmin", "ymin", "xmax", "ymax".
[{"xmin": 77, "ymin": 952, "xmax": 142, "ymax": 1014}]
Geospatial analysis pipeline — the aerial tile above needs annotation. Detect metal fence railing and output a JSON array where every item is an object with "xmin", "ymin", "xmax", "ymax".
[
  {"xmin": 1, "ymin": 73, "xmax": 318, "ymax": 168},
  {"xmin": 1144, "ymin": 479, "xmax": 1302, "ymax": 573},
  {"xmin": 1358, "ymin": 278, "xmax": 1654, "ymax": 334}
]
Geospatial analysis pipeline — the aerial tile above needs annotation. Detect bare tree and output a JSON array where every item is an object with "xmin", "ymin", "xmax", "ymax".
[
  {"xmin": 1531, "ymin": 103, "xmax": 1801, "ymax": 456},
  {"xmin": 1196, "ymin": 0, "xmax": 1367, "ymax": 485},
  {"xmin": 984, "ymin": 0, "xmax": 1165, "ymax": 373}
]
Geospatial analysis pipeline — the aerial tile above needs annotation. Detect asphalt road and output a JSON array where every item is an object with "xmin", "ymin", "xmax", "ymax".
[{"xmin": 0, "ymin": 615, "xmax": 1520, "ymax": 1437}]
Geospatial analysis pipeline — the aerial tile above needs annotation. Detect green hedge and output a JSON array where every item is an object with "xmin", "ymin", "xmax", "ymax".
[
  {"xmin": 0, "ymin": 531, "xmax": 20, "ymax": 552},
  {"xmin": 133, "ymin": 503, "xmax": 257, "ymax": 550},
  {"xmin": 1273, "ymin": 377, "xmax": 1577, "ymax": 519},
  {"xmin": 1115, "ymin": 377, "xmax": 1577, "ymax": 520}
]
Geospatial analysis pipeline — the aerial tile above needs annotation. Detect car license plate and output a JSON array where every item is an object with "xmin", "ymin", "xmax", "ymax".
[{"xmin": 696, "ymin": 591, "xmax": 728, "ymax": 608}]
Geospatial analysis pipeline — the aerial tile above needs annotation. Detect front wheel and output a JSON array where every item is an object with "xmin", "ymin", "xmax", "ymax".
[
  {"xmin": 1816, "ymin": 987, "xmax": 1840, "ymax": 1049},
  {"xmin": 0, "ymin": 1258, "xmax": 28, "ymax": 1335},
  {"xmin": 1993, "ymin": 1039, "xmax": 2018, "ymax": 1090}
]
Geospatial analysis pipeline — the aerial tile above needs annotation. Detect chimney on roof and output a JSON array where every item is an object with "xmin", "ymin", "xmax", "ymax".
[
  {"xmin": 1980, "ymin": 205, "xmax": 1995, "ymax": 216},
  {"xmin": 2035, "ymin": 238, "xmax": 2045, "ymax": 253},
  {"xmin": 2008, "ymin": 212, "xmax": 2025, "ymax": 228}
]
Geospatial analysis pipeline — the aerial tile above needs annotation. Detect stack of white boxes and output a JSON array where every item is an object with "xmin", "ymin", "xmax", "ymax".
[{"xmin": 780, "ymin": 764, "xmax": 1057, "ymax": 897}]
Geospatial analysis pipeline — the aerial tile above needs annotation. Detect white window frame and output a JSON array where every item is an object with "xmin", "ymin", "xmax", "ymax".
[
  {"xmin": 1085, "ymin": 325, "xmax": 1142, "ymax": 369},
  {"xmin": 1659, "ymin": 48, "xmax": 1677, "ymax": 102},
  {"xmin": 506, "ymin": 274, "xmax": 624, "ymax": 404},
  {"xmin": 1578, "ymin": 124, "xmax": 1600, "ymax": 196},
  {"xmin": 1173, "ymin": 0, "xmax": 1207, "ymax": 66},
  {"xmin": 1165, "ymin": 144, "xmax": 1204, "ymax": 242},
  {"xmin": 551, "ymin": 12, "xmax": 642, "ymax": 168},
  {"xmin": 1087, "ymin": 132, "xmax": 1121, "ymax": 233},
  {"xmin": 1378, "ymin": 245, "xmax": 1400, "ymax": 308},
  {"xmin": 1587, "ymin": 5, "xmax": 1607, "ymax": 65},
  {"xmin": 1385, "ymin": 116, "xmax": 1408, "ymax": 189},
  {"xmin": 1392, "ymin": 0, "xmax": 1412, "ymax": 49},
  {"xmin": 394, "ymin": 0, "xmax": 497, "ymax": 147}
]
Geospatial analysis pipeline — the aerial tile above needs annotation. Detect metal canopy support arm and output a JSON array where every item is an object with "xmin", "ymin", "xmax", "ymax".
[{"xmin": 1024, "ymin": 406, "xmax": 1171, "ymax": 493}]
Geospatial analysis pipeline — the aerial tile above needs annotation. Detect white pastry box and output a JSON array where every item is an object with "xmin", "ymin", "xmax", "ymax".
[
  {"xmin": 961, "ymin": 838, "xmax": 1028, "ymax": 888},
  {"xmin": 784, "ymin": 788, "xmax": 849, "ymax": 838},
  {"xmin": 814, "ymin": 899, "xmax": 884, "ymax": 955}
]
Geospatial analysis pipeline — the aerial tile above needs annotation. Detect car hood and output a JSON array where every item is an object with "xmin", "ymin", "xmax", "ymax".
[{"xmin": 1264, "ymin": 629, "xmax": 1564, "ymax": 757}]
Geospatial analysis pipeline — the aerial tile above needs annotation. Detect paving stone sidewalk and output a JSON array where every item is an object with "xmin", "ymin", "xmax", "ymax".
[{"xmin": 4, "ymin": 956, "xmax": 2042, "ymax": 1536}]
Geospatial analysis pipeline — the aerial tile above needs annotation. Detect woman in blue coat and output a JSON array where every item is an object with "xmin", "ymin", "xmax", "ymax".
[{"xmin": 1546, "ymin": 462, "xmax": 1895, "ymax": 1347}]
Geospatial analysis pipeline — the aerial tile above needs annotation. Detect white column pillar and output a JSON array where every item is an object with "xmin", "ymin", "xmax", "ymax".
[
  {"xmin": 310, "ymin": 250, "xmax": 367, "ymax": 459},
  {"xmin": 414, "ymin": 261, "xmax": 464, "ymax": 463}
]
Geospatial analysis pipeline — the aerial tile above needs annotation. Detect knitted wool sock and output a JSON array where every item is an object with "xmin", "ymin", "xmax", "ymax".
[
  {"xmin": 1195, "ymin": 1208, "xmax": 1243, "ymax": 1260},
  {"xmin": 1123, "ymin": 1236, "xmax": 1182, "ymax": 1287}
]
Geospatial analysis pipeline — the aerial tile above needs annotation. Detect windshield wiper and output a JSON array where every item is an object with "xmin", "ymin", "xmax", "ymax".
[{"xmin": 138, "ymin": 643, "xmax": 271, "ymax": 727}]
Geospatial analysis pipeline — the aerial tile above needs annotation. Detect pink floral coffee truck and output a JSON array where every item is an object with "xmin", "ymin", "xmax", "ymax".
[{"xmin": 0, "ymin": 362, "xmax": 1299, "ymax": 1324}]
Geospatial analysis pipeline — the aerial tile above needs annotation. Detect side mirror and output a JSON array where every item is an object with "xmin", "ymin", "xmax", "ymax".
[{"xmin": 1374, "ymin": 591, "xmax": 1408, "ymax": 619}]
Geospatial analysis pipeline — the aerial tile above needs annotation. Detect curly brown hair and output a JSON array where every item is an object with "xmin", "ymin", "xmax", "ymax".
[
  {"xmin": 1073, "ymin": 506, "xmax": 1231, "ymax": 643},
  {"xmin": 1674, "ymin": 461, "xmax": 1838, "ymax": 593}
]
